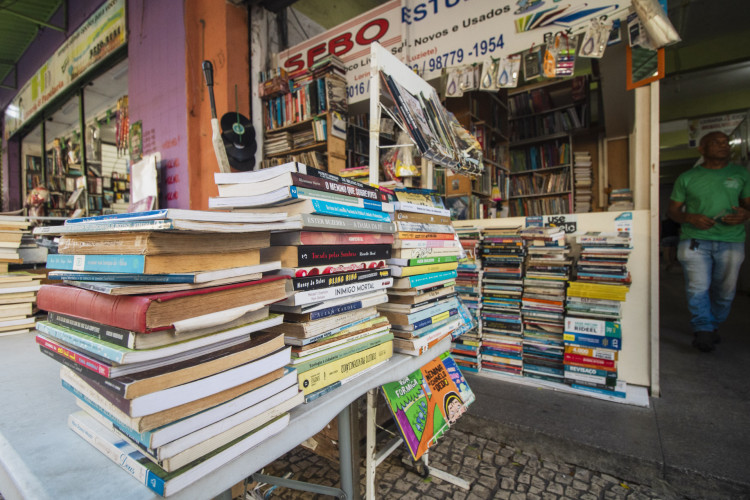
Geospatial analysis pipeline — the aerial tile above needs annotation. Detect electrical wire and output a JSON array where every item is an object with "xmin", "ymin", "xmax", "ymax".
[{"xmin": 289, "ymin": 7, "xmax": 308, "ymax": 39}]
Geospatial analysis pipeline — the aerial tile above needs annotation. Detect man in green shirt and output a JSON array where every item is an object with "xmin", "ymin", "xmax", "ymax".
[{"xmin": 668, "ymin": 131, "xmax": 750, "ymax": 352}]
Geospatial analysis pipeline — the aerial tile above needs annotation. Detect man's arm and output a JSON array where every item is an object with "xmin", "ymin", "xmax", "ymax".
[
  {"xmin": 721, "ymin": 196, "xmax": 750, "ymax": 225},
  {"xmin": 668, "ymin": 199, "xmax": 715, "ymax": 230}
]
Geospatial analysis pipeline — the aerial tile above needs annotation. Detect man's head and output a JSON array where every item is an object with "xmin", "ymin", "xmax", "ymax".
[{"xmin": 698, "ymin": 132, "xmax": 731, "ymax": 163}]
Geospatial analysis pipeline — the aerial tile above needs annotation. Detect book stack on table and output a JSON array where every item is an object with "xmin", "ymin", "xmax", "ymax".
[
  {"xmin": 211, "ymin": 162, "xmax": 395, "ymax": 402},
  {"xmin": 0, "ymin": 215, "xmax": 42, "ymax": 335},
  {"xmin": 478, "ymin": 226, "xmax": 525, "ymax": 376},
  {"xmin": 0, "ymin": 216, "xmax": 29, "ymax": 272},
  {"xmin": 519, "ymin": 226, "xmax": 572, "ymax": 384},
  {"xmin": 0, "ymin": 271, "xmax": 42, "ymax": 336},
  {"xmin": 378, "ymin": 191, "xmax": 468, "ymax": 357},
  {"xmin": 562, "ymin": 231, "xmax": 632, "ymax": 398},
  {"xmin": 32, "ymin": 209, "xmax": 305, "ymax": 496},
  {"xmin": 450, "ymin": 226, "xmax": 483, "ymax": 373}
]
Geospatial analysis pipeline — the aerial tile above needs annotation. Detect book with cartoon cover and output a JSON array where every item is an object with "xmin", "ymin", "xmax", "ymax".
[{"xmin": 381, "ymin": 354, "xmax": 472, "ymax": 460}]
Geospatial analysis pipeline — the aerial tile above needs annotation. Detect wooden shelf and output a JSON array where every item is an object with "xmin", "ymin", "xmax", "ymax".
[
  {"xmin": 509, "ymin": 190, "xmax": 571, "ymax": 199},
  {"xmin": 509, "ymin": 103, "xmax": 577, "ymax": 121},
  {"xmin": 266, "ymin": 141, "xmax": 327, "ymax": 158},
  {"xmin": 509, "ymin": 132, "xmax": 570, "ymax": 147},
  {"xmin": 509, "ymin": 164, "xmax": 571, "ymax": 175},
  {"xmin": 265, "ymin": 113, "xmax": 326, "ymax": 134}
]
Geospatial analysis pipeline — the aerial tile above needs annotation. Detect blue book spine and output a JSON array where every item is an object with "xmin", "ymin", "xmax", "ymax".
[
  {"xmin": 63, "ymin": 379, "xmax": 154, "ymax": 448},
  {"xmin": 403, "ymin": 270, "xmax": 458, "ymax": 288},
  {"xmin": 46, "ymin": 254, "xmax": 146, "ymax": 273},
  {"xmin": 290, "ymin": 186, "xmax": 390, "ymax": 213},
  {"xmin": 48, "ymin": 272, "xmax": 195, "ymax": 283},
  {"xmin": 35, "ymin": 219, "xmax": 177, "ymax": 234},
  {"xmin": 570, "ymin": 383, "xmax": 626, "ymax": 398},
  {"xmin": 65, "ymin": 209, "xmax": 168, "ymax": 224},
  {"xmin": 309, "ymin": 199, "xmax": 391, "ymax": 223},
  {"xmin": 564, "ymin": 333, "xmax": 621, "ymax": 350},
  {"xmin": 411, "ymin": 308, "xmax": 458, "ymax": 330},
  {"xmin": 67, "ymin": 411, "xmax": 166, "ymax": 495},
  {"xmin": 308, "ymin": 300, "xmax": 364, "ymax": 321},
  {"xmin": 37, "ymin": 321, "xmax": 126, "ymax": 363}
]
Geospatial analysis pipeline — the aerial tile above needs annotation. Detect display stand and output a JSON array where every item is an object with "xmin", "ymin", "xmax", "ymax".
[
  {"xmin": 367, "ymin": 42, "xmax": 437, "ymax": 189},
  {"xmin": 0, "ymin": 332, "xmax": 452, "ymax": 500},
  {"xmin": 360, "ymin": 41, "xmax": 472, "ymax": 493}
]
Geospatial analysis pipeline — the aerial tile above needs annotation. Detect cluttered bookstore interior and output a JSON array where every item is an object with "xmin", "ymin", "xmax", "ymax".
[{"xmin": 0, "ymin": 0, "xmax": 746, "ymax": 497}]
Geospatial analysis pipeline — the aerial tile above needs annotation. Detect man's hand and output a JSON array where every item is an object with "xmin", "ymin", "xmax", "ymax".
[
  {"xmin": 721, "ymin": 206, "xmax": 750, "ymax": 225},
  {"xmin": 685, "ymin": 213, "xmax": 716, "ymax": 230}
]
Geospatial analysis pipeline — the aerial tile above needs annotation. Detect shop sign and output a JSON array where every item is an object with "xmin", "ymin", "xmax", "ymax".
[
  {"xmin": 4, "ymin": 0, "xmax": 127, "ymax": 139},
  {"xmin": 688, "ymin": 113, "xmax": 746, "ymax": 148},
  {"xmin": 544, "ymin": 214, "xmax": 577, "ymax": 233},
  {"xmin": 278, "ymin": 0, "xmax": 631, "ymax": 104}
]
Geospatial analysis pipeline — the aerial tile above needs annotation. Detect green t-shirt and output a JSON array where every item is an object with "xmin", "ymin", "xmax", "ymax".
[{"xmin": 670, "ymin": 163, "xmax": 750, "ymax": 242}]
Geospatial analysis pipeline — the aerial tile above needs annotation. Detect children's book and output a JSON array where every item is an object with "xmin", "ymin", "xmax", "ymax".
[{"xmin": 381, "ymin": 353, "xmax": 472, "ymax": 460}]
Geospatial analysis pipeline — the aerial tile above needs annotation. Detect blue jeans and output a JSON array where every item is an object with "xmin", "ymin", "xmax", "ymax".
[{"xmin": 677, "ymin": 239, "xmax": 745, "ymax": 333}]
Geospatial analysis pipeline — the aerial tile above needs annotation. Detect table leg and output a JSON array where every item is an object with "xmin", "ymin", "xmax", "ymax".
[{"xmin": 337, "ymin": 400, "xmax": 361, "ymax": 500}]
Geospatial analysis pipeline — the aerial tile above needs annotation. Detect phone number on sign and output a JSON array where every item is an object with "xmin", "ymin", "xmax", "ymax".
[
  {"xmin": 410, "ymin": 34, "xmax": 506, "ymax": 76},
  {"xmin": 347, "ymin": 80, "xmax": 371, "ymax": 99}
]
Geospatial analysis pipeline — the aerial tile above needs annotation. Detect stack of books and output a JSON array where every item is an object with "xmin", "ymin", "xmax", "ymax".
[
  {"xmin": 574, "ymin": 232, "xmax": 632, "ymax": 286},
  {"xmin": 608, "ymin": 188, "xmax": 634, "ymax": 211},
  {"xmin": 0, "ymin": 271, "xmax": 42, "ymax": 336},
  {"xmin": 563, "ymin": 231, "xmax": 632, "ymax": 398},
  {"xmin": 264, "ymin": 131, "xmax": 293, "ymax": 156},
  {"xmin": 450, "ymin": 227, "xmax": 483, "ymax": 373},
  {"xmin": 0, "ymin": 216, "xmax": 29, "ymax": 272},
  {"xmin": 379, "ymin": 191, "xmax": 463, "ymax": 356},
  {"xmin": 339, "ymin": 165, "xmax": 370, "ymax": 183},
  {"xmin": 573, "ymin": 151, "xmax": 593, "ymax": 213},
  {"xmin": 562, "ymin": 317, "xmax": 623, "ymax": 398},
  {"xmin": 519, "ymin": 226, "xmax": 571, "ymax": 384},
  {"xmin": 211, "ymin": 162, "xmax": 395, "ymax": 401},
  {"xmin": 478, "ymin": 227, "xmax": 525, "ymax": 376},
  {"xmin": 32, "ymin": 209, "xmax": 305, "ymax": 495}
]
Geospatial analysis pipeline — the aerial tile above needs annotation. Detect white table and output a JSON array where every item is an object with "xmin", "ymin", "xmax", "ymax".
[{"xmin": 0, "ymin": 332, "xmax": 450, "ymax": 499}]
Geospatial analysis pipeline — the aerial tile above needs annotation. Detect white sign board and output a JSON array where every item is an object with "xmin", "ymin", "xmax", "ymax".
[
  {"xmin": 278, "ymin": 0, "xmax": 631, "ymax": 104},
  {"xmin": 4, "ymin": 0, "xmax": 127, "ymax": 139},
  {"xmin": 688, "ymin": 112, "xmax": 747, "ymax": 148}
]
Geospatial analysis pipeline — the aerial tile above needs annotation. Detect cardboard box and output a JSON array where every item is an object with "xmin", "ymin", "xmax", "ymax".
[{"xmin": 445, "ymin": 172, "xmax": 472, "ymax": 196}]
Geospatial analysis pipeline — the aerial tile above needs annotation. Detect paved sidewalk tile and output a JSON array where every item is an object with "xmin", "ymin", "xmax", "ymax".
[{"xmin": 249, "ymin": 428, "xmax": 676, "ymax": 499}]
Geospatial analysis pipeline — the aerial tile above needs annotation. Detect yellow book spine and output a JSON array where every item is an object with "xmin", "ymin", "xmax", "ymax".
[
  {"xmin": 397, "ymin": 262, "xmax": 459, "ymax": 277},
  {"xmin": 297, "ymin": 341, "xmax": 393, "ymax": 395}
]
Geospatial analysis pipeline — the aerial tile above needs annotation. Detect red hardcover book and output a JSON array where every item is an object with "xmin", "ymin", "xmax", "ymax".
[
  {"xmin": 36, "ymin": 276, "xmax": 287, "ymax": 333},
  {"xmin": 270, "ymin": 231, "xmax": 394, "ymax": 246},
  {"xmin": 563, "ymin": 353, "xmax": 617, "ymax": 370}
]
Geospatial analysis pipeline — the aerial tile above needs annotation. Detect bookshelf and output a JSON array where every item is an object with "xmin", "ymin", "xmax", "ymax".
[
  {"xmin": 261, "ymin": 72, "xmax": 348, "ymax": 175},
  {"xmin": 445, "ymin": 90, "xmax": 510, "ymax": 211},
  {"xmin": 507, "ymin": 77, "xmax": 590, "ymax": 217},
  {"xmin": 345, "ymin": 114, "xmax": 396, "ymax": 176}
]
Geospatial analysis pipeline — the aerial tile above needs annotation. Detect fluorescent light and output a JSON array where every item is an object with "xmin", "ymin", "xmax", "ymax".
[{"xmin": 5, "ymin": 104, "xmax": 19, "ymax": 119}]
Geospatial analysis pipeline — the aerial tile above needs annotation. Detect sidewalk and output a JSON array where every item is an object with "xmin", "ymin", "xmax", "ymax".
[
  {"xmin": 458, "ymin": 268, "xmax": 750, "ymax": 499},
  {"xmin": 260, "ymin": 268, "xmax": 750, "ymax": 499}
]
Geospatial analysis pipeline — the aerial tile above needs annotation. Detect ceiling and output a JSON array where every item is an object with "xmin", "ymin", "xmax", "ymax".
[{"xmin": 0, "ymin": 0, "xmax": 63, "ymax": 89}]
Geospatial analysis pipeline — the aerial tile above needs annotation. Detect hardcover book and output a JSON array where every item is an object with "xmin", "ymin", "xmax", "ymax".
[{"xmin": 36, "ymin": 277, "xmax": 288, "ymax": 333}]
